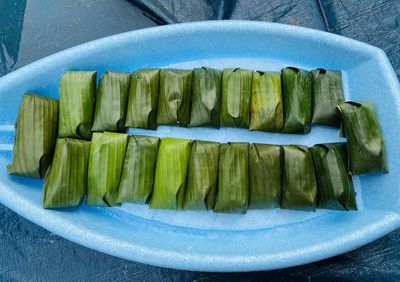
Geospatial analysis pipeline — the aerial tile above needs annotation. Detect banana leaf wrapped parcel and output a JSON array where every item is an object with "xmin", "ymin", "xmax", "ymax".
[
  {"xmin": 281, "ymin": 145, "xmax": 317, "ymax": 211},
  {"xmin": 150, "ymin": 138, "xmax": 192, "ymax": 210},
  {"xmin": 86, "ymin": 132, "xmax": 128, "ymax": 206},
  {"xmin": 221, "ymin": 68, "xmax": 253, "ymax": 128},
  {"xmin": 189, "ymin": 67, "xmax": 222, "ymax": 128},
  {"xmin": 249, "ymin": 71, "xmax": 284, "ymax": 132},
  {"xmin": 115, "ymin": 136, "xmax": 160, "ymax": 204},
  {"xmin": 214, "ymin": 142, "xmax": 249, "ymax": 213},
  {"xmin": 310, "ymin": 143, "xmax": 357, "ymax": 210},
  {"xmin": 249, "ymin": 144, "xmax": 282, "ymax": 209},
  {"xmin": 312, "ymin": 69, "xmax": 345, "ymax": 127},
  {"xmin": 42, "ymin": 138, "xmax": 90, "ymax": 208},
  {"xmin": 125, "ymin": 69, "xmax": 160, "ymax": 129},
  {"xmin": 337, "ymin": 101, "xmax": 388, "ymax": 175},
  {"xmin": 184, "ymin": 140, "xmax": 220, "ymax": 210},
  {"xmin": 281, "ymin": 67, "xmax": 313, "ymax": 134},
  {"xmin": 8, "ymin": 94, "xmax": 59, "ymax": 179},
  {"xmin": 91, "ymin": 71, "xmax": 131, "ymax": 132},
  {"xmin": 58, "ymin": 71, "xmax": 96, "ymax": 140},
  {"xmin": 156, "ymin": 69, "xmax": 192, "ymax": 127}
]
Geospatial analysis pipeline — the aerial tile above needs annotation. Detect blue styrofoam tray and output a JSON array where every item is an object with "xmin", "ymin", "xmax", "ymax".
[{"xmin": 0, "ymin": 21, "xmax": 399, "ymax": 272}]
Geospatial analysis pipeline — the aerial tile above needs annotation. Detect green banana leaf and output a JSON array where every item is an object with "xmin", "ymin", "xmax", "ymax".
[
  {"xmin": 156, "ymin": 69, "xmax": 192, "ymax": 127},
  {"xmin": 8, "ymin": 94, "xmax": 59, "ymax": 179},
  {"xmin": 214, "ymin": 142, "xmax": 249, "ymax": 213},
  {"xmin": 42, "ymin": 138, "xmax": 90, "ymax": 208},
  {"xmin": 116, "ymin": 135, "xmax": 160, "ymax": 204},
  {"xmin": 249, "ymin": 71, "xmax": 284, "ymax": 132},
  {"xmin": 86, "ymin": 132, "xmax": 128, "ymax": 206},
  {"xmin": 189, "ymin": 67, "xmax": 222, "ymax": 128},
  {"xmin": 221, "ymin": 68, "xmax": 253, "ymax": 128},
  {"xmin": 125, "ymin": 69, "xmax": 160, "ymax": 130},
  {"xmin": 337, "ymin": 101, "xmax": 388, "ymax": 175},
  {"xmin": 249, "ymin": 143, "xmax": 282, "ymax": 209},
  {"xmin": 150, "ymin": 137, "xmax": 192, "ymax": 210},
  {"xmin": 91, "ymin": 71, "xmax": 131, "ymax": 132},
  {"xmin": 311, "ymin": 69, "xmax": 345, "ymax": 127},
  {"xmin": 58, "ymin": 71, "xmax": 96, "ymax": 140},
  {"xmin": 281, "ymin": 67, "xmax": 313, "ymax": 134},
  {"xmin": 281, "ymin": 145, "xmax": 317, "ymax": 211},
  {"xmin": 184, "ymin": 140, "xmax": 220, "ymax": 210},
  {"xmin": 310, "ymin": 143, "xmax": 357, "ymax": 210}
]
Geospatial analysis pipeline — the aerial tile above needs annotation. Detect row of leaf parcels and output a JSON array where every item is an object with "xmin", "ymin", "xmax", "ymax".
[
  {"xmin": 42, "ymin": 133, "xmax": 357, "ymax": 212},
  {"xmin": 55, "ymin": 69, "xmax": 386, "ymax": 174},
  {"xmin": 56, "ymin": 68, "xmax": 345, "ymax": 140}
]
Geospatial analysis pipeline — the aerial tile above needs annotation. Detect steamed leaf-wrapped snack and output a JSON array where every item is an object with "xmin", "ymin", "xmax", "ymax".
[
  {"xmin": 312, "ymin": 69, "xmax": 345, "ymax": 127},
  {"xmin": 125, "ymin": 69, "xmax": 160, "ymax": 129},
  {"xmin": 156, "ymin": 69, "xmax": 192, "ymax": 127},
  {"xmin": 337, "ymin": 101, "xmax": 388, "ymax": 175},
  {"xmin": 150, "ymin": 138, "xmax": 192, "ymax": 210},
  {"xmin": 214, "ymin": 142, "xmax": 249, "ymax": 213},
  {"xmin": 8, "ymin": 94, "xmax": 59, "ymax": 179},
  {"xmin": 91, "ymin": 71, "xmax": 131, "ymax": 132},
  {"xmin": 221, "ymin": 68, "xmax": 253, "ymax": 128},
  {"xmin": 116, "ymin": 136, "xmax": 159, "ymax": 204},
  {"xmin": 184, "ymin": 140, "xmax": 220, "ymax": 210},
  {"xmin": 87, "ymin": 132, "xmax": 128, "ymax": 206},
  {"xmin": 249, "ymin": 71, "xmax": 284, "ymax": 132},
  {"xmin": 249, "ymin": 144, "xmax": 282, "ymax": 209},
  {"xmin": 281, "ymin": 145, "xmax": 317, "ymax": 211},
  {"xmin": 190, "ymin": 67, "xmax": 222, "ymax": 128},
  {"xmin": 43, "ymin": 138, "xmax": 90, "ymax": 208},
  {"xmin": 59, "ymin": 71, "xmax": 96, "ymax": 140},
  {"xmin": 281, "ymin": 67, "xmax": 312, "ymax": 134},
  {"xmin": 310, "ymin": 143, "xmax": 357, "ymax": 210}
]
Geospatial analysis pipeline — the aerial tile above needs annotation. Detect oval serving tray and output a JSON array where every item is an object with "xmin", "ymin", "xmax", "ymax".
[{"xmin": 0, "ymin": 21, "xmax": 399, "ymax": 272}]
